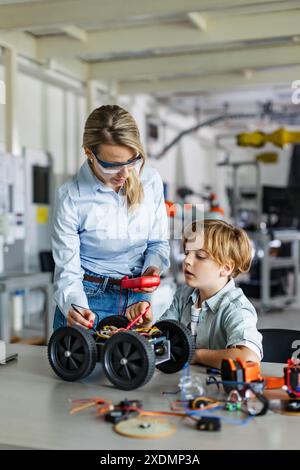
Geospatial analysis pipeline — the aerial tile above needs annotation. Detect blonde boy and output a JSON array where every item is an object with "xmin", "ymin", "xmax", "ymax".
[{"xmin": 126, "ymin": 219, "xmax": 262, "ymax": 369}]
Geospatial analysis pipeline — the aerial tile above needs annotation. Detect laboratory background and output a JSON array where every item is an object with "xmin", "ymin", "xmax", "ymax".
[{"xmin": 0, "ymin": 0, "xmax": 300, "ymax": 452}]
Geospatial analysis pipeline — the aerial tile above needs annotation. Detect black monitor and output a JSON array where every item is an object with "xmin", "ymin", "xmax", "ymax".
[
  {"xmin": 262, "ymin": 185, "xmax": 300, "ymax": 228},
  {"xmin": 33, "ymin": 165, "xmax": 50, "ymax": 204}
]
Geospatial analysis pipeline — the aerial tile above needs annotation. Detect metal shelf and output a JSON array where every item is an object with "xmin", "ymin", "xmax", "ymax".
[
  {"xmin": 269, "ymin": 257, "xmax": 298, "ymax": 269},
  {"xmin": 249, "ymin": 230, "xmax": 300, "ymax": 312}
]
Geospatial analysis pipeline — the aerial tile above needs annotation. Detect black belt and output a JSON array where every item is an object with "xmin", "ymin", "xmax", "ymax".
[{"xmin": 83, "ymin": 274, "xmax": 122, "ymax": 285}]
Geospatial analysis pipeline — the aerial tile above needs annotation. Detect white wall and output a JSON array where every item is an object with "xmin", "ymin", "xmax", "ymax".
[
  {"xmin": 0, "ymin": 64, "xmax": 87, "ymax": 318},
  {"xmin": 0, "ymin": 64, "xmax": 5, "ymax": 144},
  {"xmin": 0, "ymin": 65, "xmax": 87, "ymax": 178},
  {"xmin": 125, "ymin": 94, "xmax": 214, "ymax": 203},
  {"xmin": 77, "ymin": 95, "xmax": 87, "ymax": 167},
  {"xmin": 18, "ymin": 73, "xmax": 43, "ymax": 150},
  {"xmin": 0, "ymin": 64, "xmax": 87, "ymax": 270}
]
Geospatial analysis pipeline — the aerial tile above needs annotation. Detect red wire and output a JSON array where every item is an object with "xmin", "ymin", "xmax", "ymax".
[
  {"xmin": 118, "ymin": 284, "xmax": 123, "ymax": 316},
  {"xmin": 118, "ymin": 278, "xmax": 152, "ymax": 330},
  {"xmin": 125, "ymin": 301, "xmax": 151, "ymax": 330}
]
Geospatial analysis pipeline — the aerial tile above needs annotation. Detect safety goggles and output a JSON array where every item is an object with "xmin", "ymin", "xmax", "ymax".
[{"xmin": 92, "ymin": 152, "xmax": 143, "ymax": 174}]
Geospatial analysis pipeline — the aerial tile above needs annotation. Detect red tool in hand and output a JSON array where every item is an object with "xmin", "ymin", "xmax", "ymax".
[
  {"xmin": 71, "ymin": 304, "xmax": 96, "ymax": 330},
  {"xmin": 72, "ymin": 276, "xmax": 160, "ymax": 331},
  {"xmin": 125, "ymin": 301, "xmax": 152, "ymax": 330},
  {"xmin": 121, "ymin": 275, "xmax": 160, "ymax": 290}
]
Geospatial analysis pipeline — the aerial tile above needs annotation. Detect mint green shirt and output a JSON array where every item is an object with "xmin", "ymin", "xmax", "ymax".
[{"xmin": 160, "ymin": 279, "xmax": 263, "ymax": 359}]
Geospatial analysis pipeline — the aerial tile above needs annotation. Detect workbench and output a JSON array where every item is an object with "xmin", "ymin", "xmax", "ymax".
[{"xmin": 0, "ymin": 344, "xmax": 299, "ymax": 450}]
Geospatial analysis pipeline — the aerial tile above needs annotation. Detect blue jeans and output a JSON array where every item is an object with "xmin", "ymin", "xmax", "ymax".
[{"xmin": 53, "ymin": 269, "xmax": 151, "ymax": 330}]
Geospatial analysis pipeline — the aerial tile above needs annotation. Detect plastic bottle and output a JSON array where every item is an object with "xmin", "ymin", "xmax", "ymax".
[
  {"xmin": 12, "ymin": 290, "xmax": 24, "ymax": 333},
  {"xmin": 179, "ymin": 374, "xmax": 204, "ymax": 400}
]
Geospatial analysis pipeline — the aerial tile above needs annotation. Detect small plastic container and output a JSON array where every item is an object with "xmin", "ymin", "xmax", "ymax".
[
  {"xmin": 179, "ymin": 375, "xmax": 204, "ymax": 400},
  {"xmin": 11, "ymin": 290, "xmax": 24, "ymax": 333}
]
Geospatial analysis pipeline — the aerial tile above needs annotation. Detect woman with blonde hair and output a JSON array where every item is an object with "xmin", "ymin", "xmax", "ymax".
[{"xmin": 52, "ymin": 105, "xmax": 170, "ymax": 329}]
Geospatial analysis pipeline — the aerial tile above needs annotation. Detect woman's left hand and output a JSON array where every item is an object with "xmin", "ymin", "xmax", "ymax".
[{"xmin": 133, "ymin": 266, "xmax": 160, "ymax": 293}]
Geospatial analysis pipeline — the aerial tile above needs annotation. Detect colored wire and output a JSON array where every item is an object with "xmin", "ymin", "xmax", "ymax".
[
  {"xmin": 118, "ymin": 284, "xmax": 123, "ymax": 317},
  {"xmin": 179, "ymin": 363, "xmax": 254, "ymax": 426},
  {"xmin": 125, "ymin": 301, "xmax": 151, "ymax": 330},
  {"xmin": 70, "ymin": 397, "xmax": 111, "ymax": 415}
]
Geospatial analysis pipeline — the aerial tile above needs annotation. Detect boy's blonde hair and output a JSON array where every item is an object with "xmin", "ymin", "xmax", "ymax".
[{"xmin": 183, "ymin": 219, "xmax": 252, "ymax": 278}]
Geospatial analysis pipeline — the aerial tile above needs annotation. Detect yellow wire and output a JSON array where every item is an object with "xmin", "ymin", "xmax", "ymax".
[{"xmin": 135, "ymin": 326, "xmax": 160, "ymax": 335}]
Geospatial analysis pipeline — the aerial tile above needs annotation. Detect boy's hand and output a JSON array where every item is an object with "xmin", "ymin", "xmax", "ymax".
[
  {"xmin": 126, "ymin": 302, "xmax": 153, "ymax": 327},
  {"xmin": 67, "ymin": 307, "xmax": 95, "ymax": 329}
]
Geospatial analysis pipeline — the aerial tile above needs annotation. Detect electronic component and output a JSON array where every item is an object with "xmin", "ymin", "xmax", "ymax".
[
  {"xmin": 118, "ymin": 399, "xmax": 142, "ymax": 409},
  {"xmin": 196, "ymin": 416, "xmax": 221, "ymax": 432},
  {"xmin": 49, "ymin": 301, "xmax": 194, "ymax": 390},
  {"xmin": 283, "ymin": 359, "xmax": 300, "ymax": 398},
  {"xmin": 226, "ymin": 390, "xmax": 242, "ymax": 411},
  {"xmin": 121, "ymin": 275, "xmax": 160, "ymax": 289},
  {"xmin": 243, "ymin": 389, "xmax": 269, "ymax": 416},
  {"xmin": 104, "ymin": 410, "xmax": 128, "ymax": 424},
  {"xmin": 104, "ymin": 399, "xmax": 140, "ymax": 423},
  {"xmin": 221, "ymin": 358, "xmax": 264, "ymax": 392},
  {"xmin": 188, "ymin": 397, "xmax": 217, "ymax": 410},
  {"xmin": 284, "ymin": 400, "xmax": 300, "ymax": 413}
]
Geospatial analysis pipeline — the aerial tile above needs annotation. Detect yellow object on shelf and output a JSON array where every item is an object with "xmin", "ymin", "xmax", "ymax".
[
  {"xmin": 237, "ymin": 128, "xmax": 300, "ymax": 148},
  {"xmin": 36, "ymin": 206, "xmax": 49, "ymax": 224},
  {"xmin": 255, "ymin": 152, "xmax": 278, "ymax": 164}
]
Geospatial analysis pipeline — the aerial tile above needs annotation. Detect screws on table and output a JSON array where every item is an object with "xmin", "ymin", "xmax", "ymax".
[{"xmin": 139, "ymin": 422, "xmax": 151, "ymax": 429}]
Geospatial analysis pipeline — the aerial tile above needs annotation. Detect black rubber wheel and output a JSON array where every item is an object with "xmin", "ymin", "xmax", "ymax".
[
  {"xmin": 103, "ymin": 330, "xmax": 155, "ymax": 390},
  {"xmin": 154, "ymin": 320, "xmax": 194, "ymax": 373},
  {"xmin": 96, "ymin": 315, "xmax": 129, "ymax": 330},
  {"xmin": 48, "ymin": 326, "xmax": 97, "ymax": 381}
]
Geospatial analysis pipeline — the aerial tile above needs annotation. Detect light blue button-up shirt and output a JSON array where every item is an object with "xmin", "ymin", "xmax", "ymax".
[
  {"xmin": 52, "ymin": 161, "xmax": 170, "ymax": 317},
  {"xmin": 160, "ymin": 279, "xmax": 263, "ymax": 359}
]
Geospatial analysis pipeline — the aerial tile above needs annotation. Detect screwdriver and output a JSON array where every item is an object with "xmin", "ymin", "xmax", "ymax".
[{"xmin": 71, "ymin": 303, "xmax": 96, "ymax": 331}]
